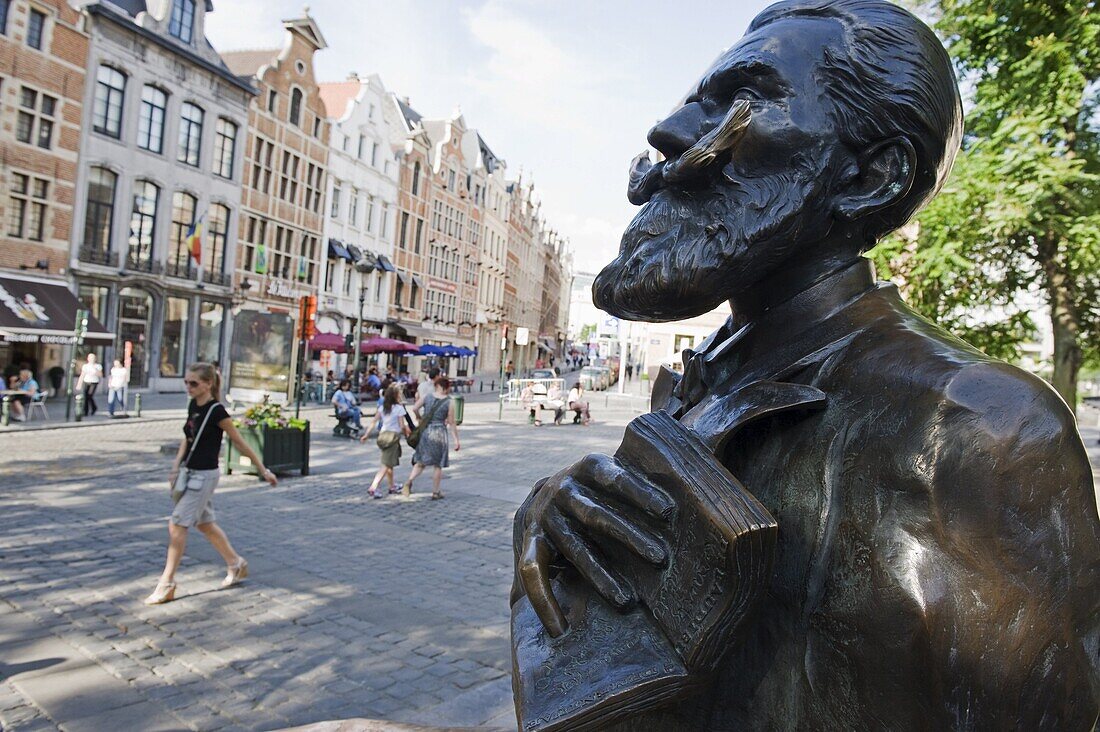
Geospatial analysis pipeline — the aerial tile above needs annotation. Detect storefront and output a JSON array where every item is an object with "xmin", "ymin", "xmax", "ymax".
[
  {"xmin": 0, "ymin": 273, "xmax": 114, "ymax": 391},
  {"xmin": 73, "ymin": 276, "xmax": 231, "ymax": 391}
]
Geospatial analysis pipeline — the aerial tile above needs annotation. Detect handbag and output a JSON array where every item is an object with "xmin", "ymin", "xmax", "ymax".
[
  {"xmin": 172, "ymin": 403, "xmax": 216, "ymax": 504},
  {"xmin": 407, "ymin": 397, "xmax": 446, "ymax": 449}
]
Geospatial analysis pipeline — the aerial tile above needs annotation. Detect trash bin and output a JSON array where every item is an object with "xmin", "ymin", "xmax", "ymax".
[{"xmin": 452, "ymin": 395, "xmax": 465, "ymax": 425}]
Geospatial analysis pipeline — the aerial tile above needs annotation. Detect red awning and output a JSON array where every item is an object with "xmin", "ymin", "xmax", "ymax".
[
  {"xmin": 308, "ymin": 332, "xmax": 347, "ymax": 353},
  {"xmin": 360, "ymin": 336, "xmax": 419, "ymax": 354}
]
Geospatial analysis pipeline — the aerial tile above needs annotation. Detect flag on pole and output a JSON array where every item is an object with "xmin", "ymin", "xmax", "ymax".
[
  {"xmin": 254, "ymin": 242, "xmax": 268, "ymax": 274},
  {"xmin": 185, "ymin": 215, "xmax": 205, "ymax": 266}
]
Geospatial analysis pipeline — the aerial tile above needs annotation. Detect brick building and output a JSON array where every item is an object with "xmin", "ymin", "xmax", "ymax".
[
  {"xmin": 0, "ymin": 0, "xmax": 96, "ymax": 383},
  {"xmin": 222, "ymin": 12, "xmax": 328, "ymax": 400}
]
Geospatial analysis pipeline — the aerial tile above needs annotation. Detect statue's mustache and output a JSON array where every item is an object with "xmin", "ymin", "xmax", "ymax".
[{"xmin": 627, "ymin": 100, "xmax": 752, "ymax": 205}]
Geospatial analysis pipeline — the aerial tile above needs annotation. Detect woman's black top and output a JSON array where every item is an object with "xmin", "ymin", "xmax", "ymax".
[{"xmin": 183, "ymin": 398, "xmax": 230, "ymax": 470}]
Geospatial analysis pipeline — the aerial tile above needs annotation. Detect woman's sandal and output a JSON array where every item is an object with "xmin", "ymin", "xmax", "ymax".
[
  {"xmin": 221, "ymin": 558, "xmax": 249, "ymax": 588},
  {"xmin": 402, "ymin": 483, "xmax": 412, "ymax": 497},
  {"xmin": 144, "ymin": 582, "xmax": 176, "ymax": 605},
  {"xmin": 431, "ymin": 492, "xmax": 445, "ymax": 500}
]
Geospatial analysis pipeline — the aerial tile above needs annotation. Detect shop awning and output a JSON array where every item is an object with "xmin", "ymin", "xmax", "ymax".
[
  {"xmin": 375, "ymin": 254, "xmax": 396, "ymax": 273},
  {"xmin": 411, "ymin": 275, "xmax": 424, "ymax": 288},
  {"xmin": 395, "ymin": 270, "xmax": 410, "ymax": 285},
  {"xmin": 0, "ymin": 275, "xmax": 113, "ymax": 344},
  {"xmin": 327, "ymin": 239, "xmax": 352, "ymax": 261},
  {"xmin": 345, "ymin": 244, "xmax": 363, "ymax": 262}
]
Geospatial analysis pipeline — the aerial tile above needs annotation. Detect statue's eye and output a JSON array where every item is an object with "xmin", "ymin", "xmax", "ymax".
[{"xmin": 732, "ymin": 87, "xmax": 764, "ymax": 103}]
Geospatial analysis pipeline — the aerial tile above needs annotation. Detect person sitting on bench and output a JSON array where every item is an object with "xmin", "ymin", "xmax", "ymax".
[
  {"xmin": 332, "ymin": 379, "xmax": 362, "ymax": 432},
  {"xmin": 567, "ymin": 382, "xmax": 591, "ymax": 425}
]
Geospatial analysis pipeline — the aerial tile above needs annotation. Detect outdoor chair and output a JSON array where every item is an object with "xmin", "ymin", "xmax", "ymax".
[{"xmin": 27, "ymin": 392, "xmax": 48, "ymax": 421}]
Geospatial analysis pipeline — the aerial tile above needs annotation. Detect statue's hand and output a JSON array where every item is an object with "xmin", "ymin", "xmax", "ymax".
[{"xmin": 512, "ymin": 453, "xmax": 674, "ymax": 637}]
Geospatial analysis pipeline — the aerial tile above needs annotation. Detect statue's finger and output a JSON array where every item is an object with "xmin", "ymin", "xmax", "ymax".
[
  {"xmin": 544, "ymin": 512, "xmax": 636, "ymax": 611},
  {"xmin": 519, "ymin": 527, "xmax": 567, "ymax": 637},
  {"xmin": 576, "ymin": 453, "xmax": 675, "ymax": 521},
  {"xmin": 556, "ymin": 478, "xmax": 667, "ymax": 565}
]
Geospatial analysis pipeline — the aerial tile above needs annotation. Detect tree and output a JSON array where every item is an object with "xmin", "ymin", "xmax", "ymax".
[{"xmin": 872, "ymin": 0, "xmax": 1100, "ymax": 406}]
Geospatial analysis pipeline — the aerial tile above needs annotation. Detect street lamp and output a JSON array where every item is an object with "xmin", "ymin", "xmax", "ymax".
[{"xmin": 352, "ymin": 259, "xmax": 375, "ymax": 387}]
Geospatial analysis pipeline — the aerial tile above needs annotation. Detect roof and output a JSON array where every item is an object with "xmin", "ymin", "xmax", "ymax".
[
  {"xmin": 221, "ymin": 49, "xmax": 279, "ymax": 79},
  {"xmin": 394, "ymin": 94, "xmax": 422, "ymax": 129},
  {"xmin": 478, "ymin": 134, "xmax": 501, "ymax": 174},
  {"xmin": 318, "ymin": 81, "xmax": 359, "ymax": 119},
  {"xmin": 104, "ymin": 0, "xmax": 146, "ymax": 16}
]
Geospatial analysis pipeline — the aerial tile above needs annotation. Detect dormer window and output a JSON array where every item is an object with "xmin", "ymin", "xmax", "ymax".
[{"xmin": 169, "ymin": 0, "xmax": 195, "ymax": 45}]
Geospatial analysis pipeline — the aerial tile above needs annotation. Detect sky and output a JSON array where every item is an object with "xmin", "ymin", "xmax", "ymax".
[{"xmin": 204, "ymin": 0, "xmax": 775, "ymax": 276}]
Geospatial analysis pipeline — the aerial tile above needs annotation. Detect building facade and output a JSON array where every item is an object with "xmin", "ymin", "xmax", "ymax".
[
  {"xmin": 222, "ymin": 13, "xmax": 328, "ymax": 399},
  {"xmin": 69, "ymin": 0, "xmax": 253, "ymax": 390},
  {"xmin": 503, "ymin": 177, "xmax": 545, "ymax": 374},
  {"xmin": 467, "ymin": 133, "xmax": 508, "ymax": 377},
  {"xmin": 317, "ymin": 72, "xmax": 398, "ymax": 375}
]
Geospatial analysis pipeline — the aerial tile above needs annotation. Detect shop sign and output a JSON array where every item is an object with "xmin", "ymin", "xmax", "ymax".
[
  {"xmin": 267, "ymin": 280, "xmax": 308, "ymax": 300},
  {"xmin": 427, "ymin": 277, "xmax": 457, "ymax": 294}
]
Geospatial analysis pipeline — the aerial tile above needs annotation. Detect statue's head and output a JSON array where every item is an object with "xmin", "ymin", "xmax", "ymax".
[{"xmin": 594, "ymin": 0, "xmax": 963, "ymax": 321}]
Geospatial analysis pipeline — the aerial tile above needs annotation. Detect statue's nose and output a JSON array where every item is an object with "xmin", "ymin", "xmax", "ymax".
[{"xmin": 647, "ymin": 103, "xmax": 707, "ymax": 159}]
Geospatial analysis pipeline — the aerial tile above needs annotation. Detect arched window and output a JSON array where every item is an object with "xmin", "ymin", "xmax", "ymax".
[
  {"xmin": 83, "ymin": 167, "xmax": 116, "ymax": 255},
  {"xmin": 177, "ymin": 102, "xmax": 203, "ymax": 166},
  {"xmin": 168, "ymin": 191, "xmax": 196, "ymax": 276},
  {"xmin": 168, "ymin": 0, "xmax": 195, "ymax": 44},
  {"xmin": 289, "ymin": 87, "xmax": 303, "ymax": 127},
  {"xmin": 92, "ymin": 66, "xmax": 126, "ymax": 138},
  {"xmin": 127, "ymin": 180, "xmax": 159, "ymax": 270},
  {"xmin": 411, "ymin": 161, "xmax": 421, "ymax": 196},
  {"xmin": 137, "ymin": 85, "xmax": 167, "ymax": 153},
  {"xmin": 213, "ymin": 118, "xmax": 237, "ymax": 179},
  {"xmin": 207, "ymin": 203, "xmax": 229, "ymax": 274}
]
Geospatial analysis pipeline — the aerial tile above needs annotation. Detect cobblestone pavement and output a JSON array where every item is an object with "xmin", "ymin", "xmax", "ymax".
[
  {"xmin": 2, "ymin": 386, "xmax": 1096, "ymax": 732},
  {"xmin": 0, "ymin": 395, "xmax": 647, "ymax": 731}
]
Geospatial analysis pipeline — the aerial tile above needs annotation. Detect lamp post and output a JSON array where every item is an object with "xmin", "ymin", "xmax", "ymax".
[{"xmin": 352, "ymin": 260, "xmax": 374, "ymax": 387}]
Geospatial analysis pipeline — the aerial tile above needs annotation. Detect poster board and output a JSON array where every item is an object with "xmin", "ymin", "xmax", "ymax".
[{"xmin": 228, "ymin": 310, "xmax": 294, "ymax": 405}]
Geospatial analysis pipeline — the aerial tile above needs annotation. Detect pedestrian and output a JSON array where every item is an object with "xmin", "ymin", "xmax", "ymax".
[
  {"xmin": 8, "ymin": 368, "xmax": 38, "ymax": 422},
  {"xmin": 567, "ymin": 381, "xmax": 591, "ymax": 425},
  {"xmin": 626, "ymin": 362, "xmax": 634, "ymax": 381},
  {"xmin": 364, "ymin": 366, "xmax": 382, "ymax": 401},
  {"xmin": 76, "ymin": 352, "xmax": 103, "ymax": 416},
  {"xmin": 331, "ymin": 379, "xmax": 362, "ymax": 434},
  {"xmin": 505, "ymin": 360, "xmax": 514, "ymax": 382},
  {"xmin": 361, "ymin": 383, "xmax": 410, "ymax": 498},
  {"xmin": 406, "ymin": 375, "xmax": 460, "ymax": 500},
  {"xmin": 145, "ymin": 363, "xmax": 277, "ymax": 605},
  {"xmin": 417, "ymin": 367, "xmax": 440, "ymax": 403},
  {"xmin": 108, "ymin": 359, "xmax": 128, "ymax": 416}
]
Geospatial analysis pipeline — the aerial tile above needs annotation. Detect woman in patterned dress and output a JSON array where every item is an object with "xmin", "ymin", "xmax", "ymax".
[{"xmin": 405, "ymin": 375, "xmax": 460, "ymax": 500}]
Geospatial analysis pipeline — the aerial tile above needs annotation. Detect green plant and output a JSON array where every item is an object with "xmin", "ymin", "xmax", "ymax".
[{"xmin": 234, "ymin": 399, "xmax": 307, "ymax": 431}]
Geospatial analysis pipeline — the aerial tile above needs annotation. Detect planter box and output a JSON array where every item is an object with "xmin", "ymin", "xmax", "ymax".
[{"xmin": 225, "ymin": 422, "xmax": 310, "ymax": 476}]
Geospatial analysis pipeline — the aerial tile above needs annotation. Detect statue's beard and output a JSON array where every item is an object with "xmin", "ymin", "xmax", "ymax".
[{"xmin": 594, "ymin": 173, "xmax": 827, "ymax": 322}]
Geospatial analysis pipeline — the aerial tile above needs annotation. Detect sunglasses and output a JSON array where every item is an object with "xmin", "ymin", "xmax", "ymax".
[{"xmin": 185, "ymin": 380, "xmax": 202, "ymax": 387}]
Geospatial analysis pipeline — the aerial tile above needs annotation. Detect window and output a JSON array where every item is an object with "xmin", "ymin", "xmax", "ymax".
[
  {"xmin": 127, "ymin": 180, "xmax": 158, "ymax": 269},
  {"xmin": 250, "ymin": 137, "xmax": 274, "ymax": 193},
  {"xmin": 83, "ymin": 167, "xmax": 116, "ymax": 252},
  {"xmin": 304, "ymin": 163, "xmax": 323, "ymax": 212},
  {"xmin": 380, "ymin": 204, "xmax": 390, "ymax": 239},
  {"xmin": 177, "ymin": 102, "xmax": 203, "ymax": 166},
  {"xmin": 312, "ymin": 116, "xmax": 321, "ymax": 138},
  {"xmin": 341, "ymin": 133, "xmax": 349, "ymax": 153},
  {"xmin": 168, "ymin": 191, "xmax": 196, "ymax": 276},
  {"xmin": 289, "ymin": 87, "xmax": 302, "ymax": 127},
  {"xmin": 399, "ymin": 212, "xmax": 409, "ymax": 248},
  {"xmin": 278, "ymin": 150, "xmax": 299, "ymax": 202},
  {"xmin": 160, "ymin": 297, "xmax": 189, "ymax": 377},
  {"xmin": 414, "ymin": 217, "xmax": 423, "ymax": 254},
  {"xmin": 330, "ymin": 182, "xmax": 341, "ymax": 219},
  {"xmin": 357, "ymin": 134, "xmax": 365, "ymax": 160},
  {"xmin": 16, "ymin": 87, "xmax": 56, "ymax": 149},
  {"xmin": 349, "ymin": 189, "xmax": 359, "ymax": 227},
  {"xmin": 197, "ymin": 301, "xmax": 223, "ymax": 364},
  {"xmin": 92, "ymin": 66, "xmax": 125, "ymax": 138},
  {"xmin": 168, "ymin": 0, "xmax": 194, "ymax": 44},
  {"xmin": 8, "ymin": 174, "xmax": 47, "ymax": 241},
  {"xmin": 206, "ymin": 203, "xmax": 229, "ymax": 273},
  {"xmin": 448, "ymin": 169, "xmax": 456, "ymax": 190},
  {"xmin": 213, "ymin": 118, "xmax": 237, "ymax": 179},
  {"xmin": 137, "ymin": 85, "xmax": 166, "ymax": 153},
  {"xmin": 266, "ymin": 88, "xmax": 277, "ymax": 113},
  {"xmin": 26, "ymin": 9, "xmax": 44, "ymax": 50},
  {"xmin": 0, "ymin": 1, "xmax": 8, "ymax": 34},
  {"xmin": 411, "ymin": 161, "xmax": 421, "ymax": 196},
  {"xmin": 371, "ymin": 141, "xmax": 379, "ymax": 167},
  {"xmin": 365, "ymin": 196, "xmax": 375, "ymax": 233}
]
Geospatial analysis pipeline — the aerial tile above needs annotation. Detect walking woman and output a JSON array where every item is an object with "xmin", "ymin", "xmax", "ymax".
[
  {"xmin": 405, "ymin": 375, "xmax": 460, "ymax": 500},
  {"xmin": 360, "ymin": 383, "xmax": 410, "ymax": 498},
  {"xmin": 145, "ymin": 363, "xmax": 277, "ymax": 605}
]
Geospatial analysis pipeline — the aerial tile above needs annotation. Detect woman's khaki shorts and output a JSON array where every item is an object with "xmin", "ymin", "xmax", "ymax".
[{"xmin": 171, "ymin": 468, "xmax": 219, "ymax": 527}]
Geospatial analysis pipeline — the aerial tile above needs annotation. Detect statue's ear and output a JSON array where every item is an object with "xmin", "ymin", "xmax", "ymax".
[{"xmin": 835, "ymin": 136, "xmax": 916, "ymax": 222}]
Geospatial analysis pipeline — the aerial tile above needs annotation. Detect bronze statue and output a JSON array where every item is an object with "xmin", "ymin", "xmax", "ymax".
[{"xmin": 510, "ymin": 1, "xmax": 1100, "ymax": 729}]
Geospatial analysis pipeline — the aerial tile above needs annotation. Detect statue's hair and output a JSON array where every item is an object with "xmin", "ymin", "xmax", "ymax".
[{"xmin": 751, "ymin": 0, "xmax": 963, "ymax": 245}]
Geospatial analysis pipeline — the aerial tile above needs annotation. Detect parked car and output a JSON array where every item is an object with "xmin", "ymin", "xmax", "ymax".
[
  {"xmin": 531, "ymin": 368, "xmax": 558, "ymax": 379},
  {"xmin": 580, "ymin": 366, "xmax": 609, "ymax": 391}
]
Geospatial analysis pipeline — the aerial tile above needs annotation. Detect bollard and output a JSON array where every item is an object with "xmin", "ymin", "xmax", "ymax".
[
  {"xmin": 74, "ymin": 394, "xmax": 84, "ymax": 422},
  {"xmin": 491, "ymin": 380, "xmax": 496, "ymax": 392},
  {"xmin": 134, "ymin": 392, "xmax": 143, "ymax": 417},
  {"xmin": 1, "ymin": 396, "xmax": 9, "ymax": 426}
]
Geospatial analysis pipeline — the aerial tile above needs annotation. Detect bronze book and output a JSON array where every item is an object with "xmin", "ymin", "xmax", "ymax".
[{"xmin": 512, "ymin": 409, "xmax": 779, "ymax": 731}]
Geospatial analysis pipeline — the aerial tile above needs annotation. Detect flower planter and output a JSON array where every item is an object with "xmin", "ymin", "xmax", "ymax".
[{"xmin": 225, "ymin": 422, "xmax": 310, "ymax": 476}]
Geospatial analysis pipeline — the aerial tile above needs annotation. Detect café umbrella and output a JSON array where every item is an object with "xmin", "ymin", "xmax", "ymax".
[{"xmin": 360, "ymin": 336, "xmax": 419, "ymax": 354}]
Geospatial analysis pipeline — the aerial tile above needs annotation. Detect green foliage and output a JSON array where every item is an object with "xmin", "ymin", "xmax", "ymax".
[
  {"xmin": 874, "ymin": 0, "xmax": 1100, "ymax": 387},
  {"xmin": 579, "ymin": 323, "xmax": 597, "ymax": 341},
  {"xmin": 234, "ymin": 400, "xmax": 308, "ymax": 431}
]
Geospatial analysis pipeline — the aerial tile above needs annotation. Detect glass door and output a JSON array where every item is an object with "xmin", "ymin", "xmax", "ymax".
[{"xmin": 117, "ymin": 287, "xmax": 152, "ymax": 387}]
